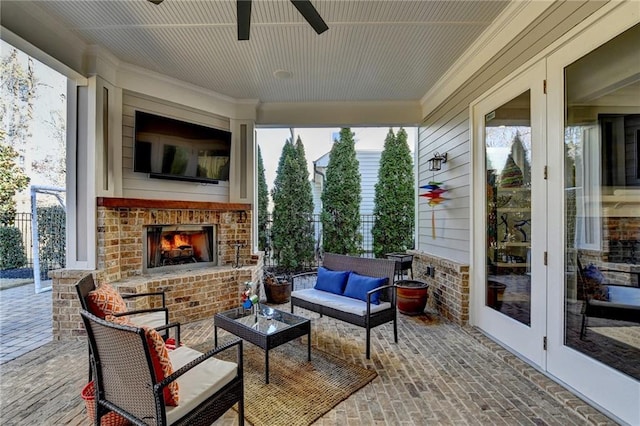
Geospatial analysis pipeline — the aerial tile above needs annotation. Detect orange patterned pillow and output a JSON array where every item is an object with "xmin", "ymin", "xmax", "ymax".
[
  {"xmin": 87, "ymin": 283, "xmax": 128, "ymax": 319},
  {"xmin": 145, "ymin": 327, "xmax": 180, "ymax": 406}
]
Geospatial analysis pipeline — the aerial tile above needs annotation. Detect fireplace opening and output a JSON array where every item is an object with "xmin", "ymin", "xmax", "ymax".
[{"xmin": 145, "ymin": 225, "xmax": 216, "ymax": 271}]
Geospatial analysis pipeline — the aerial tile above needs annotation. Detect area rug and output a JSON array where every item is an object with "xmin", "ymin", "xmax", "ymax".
[
  {"xmin": 192, "ymin": 340, "xmax": 377, "ymax": 426},
  {"xmin": 589, "ymin": 326, "xmax": 640, "ymax": 349}
]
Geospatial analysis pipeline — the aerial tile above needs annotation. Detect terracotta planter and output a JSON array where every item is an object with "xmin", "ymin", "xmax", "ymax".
[
  {"xmin": 265, "ymin": 280, "xmax": 291, "ymax": 304},
  {"xmin": 396, "ymin": 279, "xmax": 429, "ymax": 315}
]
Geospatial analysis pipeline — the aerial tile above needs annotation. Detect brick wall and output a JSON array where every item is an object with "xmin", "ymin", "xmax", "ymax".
[
  {"xmin": 51, "ymin": 254, "xmax": 263, "ymax": 340},
  {"xmin": 50, "ymin": 270, "xmax": 101, "ymax": 340},
  {"xmin": 410, "ymin": 251, "xmax": 470, "ymax": 325},
  {"xmin": 52, "ymin": 199, "xmax": 262, "ymax": 341},
  {"xmin": 602, "ymin": 216, "xmax": 640, "ymax": 264},
  {"xmin": 97, "ymin": 205, "xmax": 252, "ymax": 283}
]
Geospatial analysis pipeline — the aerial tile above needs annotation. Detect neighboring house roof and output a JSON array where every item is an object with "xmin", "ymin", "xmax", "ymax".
[{"xmin": 312, "ymin": 150, "xmax": 382, "ymax": 216}]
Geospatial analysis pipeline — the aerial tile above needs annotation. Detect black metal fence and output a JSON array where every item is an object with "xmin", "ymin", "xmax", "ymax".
[
  {"xmin": 14, "ymin": 213, "xmax": 32, "ymax": 264},
  {"xmin": 262, "ymin": 213, "xmax": 376, "ymax": 271},
  {"xmin": 5, "ymin": 210, "xmax": 378, "ymax": 278},
  {"xmin": 1, "ymin": 211, "xmax": 66, "ymax": 280}
]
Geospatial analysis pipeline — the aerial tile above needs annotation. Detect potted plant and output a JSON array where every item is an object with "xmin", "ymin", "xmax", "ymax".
[
  {"xmin": 264, "ymin": 272, "xmax": 292, "ymax": 304},
  {"xmin": 487, "ymin": 280, "xmax": 507, "ymax": 310},
  {"xmin": 396, "ymin": 279, "xmax": 429, "ymax": 315}
]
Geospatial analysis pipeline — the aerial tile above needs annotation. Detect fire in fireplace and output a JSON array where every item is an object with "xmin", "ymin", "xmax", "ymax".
[{"xmin": 145, "ymin": 225, "xmax": 216, "ymax": 271}]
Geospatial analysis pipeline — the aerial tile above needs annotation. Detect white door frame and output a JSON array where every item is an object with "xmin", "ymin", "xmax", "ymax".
[
  {"xmin": 546, "ymin": 6, "xmax": 640, "ymax": 425},
  {"xmin": 470, "ymin": 60, "xmax": 547, "ymax": 368}
]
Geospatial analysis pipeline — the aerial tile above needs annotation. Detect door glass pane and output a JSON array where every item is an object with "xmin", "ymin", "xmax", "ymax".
[
  {"xmin": 485, "ymin": 91, "xmax": 532, "ymax": 326},
  {"xmin": 564, "ymin": 23, "xmax": 640, "ymax": 380}
]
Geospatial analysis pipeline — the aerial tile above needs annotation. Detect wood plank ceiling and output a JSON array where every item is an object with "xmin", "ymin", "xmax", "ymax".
[{"xmin": 14, "ymin": 0, "xmax": 510, "ymax": 103}]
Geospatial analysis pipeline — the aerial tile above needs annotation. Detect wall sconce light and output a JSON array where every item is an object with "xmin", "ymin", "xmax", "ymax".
[{"xmin": 427, "ymin": 152, "xmax": 448, "ymax": 171}]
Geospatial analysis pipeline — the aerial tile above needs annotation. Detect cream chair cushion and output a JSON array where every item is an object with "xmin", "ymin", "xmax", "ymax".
[{"xmin": 165, "ymin": 346, "xmax": 238, "ymax": 425}]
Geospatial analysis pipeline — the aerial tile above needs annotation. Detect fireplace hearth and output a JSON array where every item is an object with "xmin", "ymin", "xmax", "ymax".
[{"xmin": 145, "ymin": 225, "xmax": 216, "ymax": 271}]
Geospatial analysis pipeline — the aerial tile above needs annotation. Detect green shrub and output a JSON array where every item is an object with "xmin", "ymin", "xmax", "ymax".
[
  {"xmin": 271, "ymin": 137, "xmax": 315, "ymax": 271},
  {"xmin": 372, "ymin": 128, "xmax": 415, "ymax": 257},
  {"xmin": 37, "ymin": 205, "xmax": 66, "ymax": 270},
  {"xmin": 321, "ymin": 128, "xmax": 362, "ymax": 255},
  {"xmin": 0, "ymin": 226, "xmax": 28, "ymax": 269}
]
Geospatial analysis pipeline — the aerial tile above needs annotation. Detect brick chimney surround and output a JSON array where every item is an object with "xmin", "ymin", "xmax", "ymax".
[{"xmin": 51, "ymin": 197, "xmax": 262, "ymax": 341}]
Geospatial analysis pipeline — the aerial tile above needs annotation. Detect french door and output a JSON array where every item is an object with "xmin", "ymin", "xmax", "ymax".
[
  {"xmin": 546, "ymin": 13, "xmax": 639, "ymax": 425},
  {"xmin": 472, "ymin": 61, "xmax": 547, "ymax": 367},
  {"xmin": 472, "ymin": 5, "xmax": 639, "ymax": 424}
]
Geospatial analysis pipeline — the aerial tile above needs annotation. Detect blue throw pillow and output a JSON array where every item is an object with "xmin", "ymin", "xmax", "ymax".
[
  {"xmin": 583, "ymin": 264, "xmax": 609, "ymax": 301},
  {"xmin": 343, "ymin": 272, "xmax": 387, "ymax": 305},
  {"xmin": 314, "ymin": 267, "xmax": 350, "ymax": 295},
  {"xmin": 584, "ymin": 264, "xmax": 605, "ymax": 284}
]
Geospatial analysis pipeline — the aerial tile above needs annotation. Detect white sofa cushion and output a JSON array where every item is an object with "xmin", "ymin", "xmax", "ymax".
[
  {"xmin": 165, "ymin": 346, "xmax": 238, "ymax": 425},
  {"xmin": 292, "ymin": 288, "xmax": 391, "ymax": 316},
  {"xmin": 608, "ymin": 286, "xmax": 640, "ymax": 306}
]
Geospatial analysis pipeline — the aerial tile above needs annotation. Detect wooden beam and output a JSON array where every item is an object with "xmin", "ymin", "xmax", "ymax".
[{"xmin": 96, "ymin": 197, "xmax": 251, "ymax": 211}]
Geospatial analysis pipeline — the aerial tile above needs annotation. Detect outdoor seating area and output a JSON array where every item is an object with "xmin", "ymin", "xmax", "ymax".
[{"xmin": 0, "ymin": 290, "xmax": 615, "ymax": 425}]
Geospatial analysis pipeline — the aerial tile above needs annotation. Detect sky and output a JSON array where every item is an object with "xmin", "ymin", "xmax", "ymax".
[{"xmin": 256, "ymin": 127, "xmax": 417, "ymax": 194}]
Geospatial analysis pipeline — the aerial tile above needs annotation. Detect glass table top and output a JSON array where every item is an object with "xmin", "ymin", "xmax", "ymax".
[{"xmin": 216, "ymin": 305, "xmax": 308, "ymax": 335}]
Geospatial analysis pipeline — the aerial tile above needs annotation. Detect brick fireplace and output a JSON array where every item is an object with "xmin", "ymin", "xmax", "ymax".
[
  {"xmin": 95, "ymin": 197, "xmax": 254, "ymax": 281},
  {"xmin": 145, "ymin": 224, "xmax": 216, "ymax": 272},
  {"xmin": 51, "ymin": 197, "xmax": 262, "ymax": 340}
]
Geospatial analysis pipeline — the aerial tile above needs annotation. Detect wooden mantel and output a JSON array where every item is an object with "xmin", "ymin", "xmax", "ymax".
[{"xmin": 97, "ymin": 197, "xmax": 251, "ymax": 210}]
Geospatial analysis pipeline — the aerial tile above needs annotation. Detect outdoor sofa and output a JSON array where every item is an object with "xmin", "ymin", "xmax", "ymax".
[{"xmin": 290, "ymin": 253, "xmax": 397, "ymax": 359}]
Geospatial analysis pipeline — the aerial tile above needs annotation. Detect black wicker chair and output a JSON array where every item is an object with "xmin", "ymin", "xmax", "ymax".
[
  {"xmin": 291, "ymin": 253, "xmax": 398, "ymax": 359},
  {"xmin": 76, "ymin": 274, "xmax": 181, "ymax": 380},
  {"xmin": 76, "ymin": 274, "xmax": 180, "ymax": 336},
  {"xmin": 577, "ymin": 259, "xmax": 640, "ymax": 339},
  {"xmin": 80, "ymin": 310, "xmax": 244, "ymax": 426}
]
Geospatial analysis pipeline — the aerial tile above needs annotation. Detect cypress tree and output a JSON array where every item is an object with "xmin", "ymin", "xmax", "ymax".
[
  {"xmin": 257, "ymin": 146, "xmax": 269, "ymax": 251},
  {"xmin": 271, "ymin": 137, "xmax": 315, "ymax": 271},
  {"xmin": 293, "ymin": 137, "xmax": 315, "ymax": 262},
  {"xmin": 509, "ymin": 131, "xmax": 531, "ymax": 185},
  {"xmin": 372, "ymin": 128, "xmax": 415, "ymax": 257},
  {"xmin": 321, "ymin": 128, "xmax": 362, "ymax": 255}
]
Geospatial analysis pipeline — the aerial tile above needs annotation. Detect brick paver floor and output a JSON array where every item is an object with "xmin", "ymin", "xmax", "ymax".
[
  {"xmin": 0, "ymin": 283, "xmax": 52, "ymax": 364},
  {"xmin": 0, "ymin": 296, "xmax": 617, "ymax": 425}
]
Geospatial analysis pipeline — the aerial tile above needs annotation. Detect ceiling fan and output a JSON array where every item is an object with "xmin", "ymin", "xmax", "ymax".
[{"xmin": 147, "ymin": 0, "xmax": 329, "ymax": 41}]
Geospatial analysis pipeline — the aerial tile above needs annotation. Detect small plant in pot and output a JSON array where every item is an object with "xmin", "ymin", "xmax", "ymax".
[{"xmin": 264, "ymin": 271, "xmax": 292, "ymax": 304}]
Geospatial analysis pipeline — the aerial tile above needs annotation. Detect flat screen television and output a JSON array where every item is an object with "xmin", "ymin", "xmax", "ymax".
[{"xmin": 134, "ymin": 111, "xmax": 232, "ymax": 184}]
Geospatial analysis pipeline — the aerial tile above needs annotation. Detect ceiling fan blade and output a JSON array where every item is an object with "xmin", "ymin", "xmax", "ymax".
[
  {"xmin": 237, "ymin": 0, "xmax": 252, "ymax": 41},
  {"xmin": 290, "ymin": 0, "xmax": 328, "ymax": 35},
  {"xmin": 147, "ymin": 0, "xmax": 164, "ymax": 4}
]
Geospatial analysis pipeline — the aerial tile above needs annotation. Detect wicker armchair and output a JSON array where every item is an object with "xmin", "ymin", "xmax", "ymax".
[
  {"xmin": 80, "ymin": 310, "xmax": 244, "ymax": 426},
  {"xmin": 76, "ymin": 274, "xmax": 174, "ymax": 329},
  {"xmin": 76, "ymin": 274, "xmax": 181, "ymax": 380},
  {"xmin": 577, "ymin": 259, "xmax": 640, "ymax": 339}
]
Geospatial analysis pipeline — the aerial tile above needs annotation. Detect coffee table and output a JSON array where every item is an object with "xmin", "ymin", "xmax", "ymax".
[{"xmin": 214, "ymin": 305, "xmax": 311, "ymax": 383}]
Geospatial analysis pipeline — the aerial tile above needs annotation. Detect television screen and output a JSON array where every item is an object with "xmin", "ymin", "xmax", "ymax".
[{"xmin": 134, "ymin": 111, "xmax": 232, "ymax": 183}]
